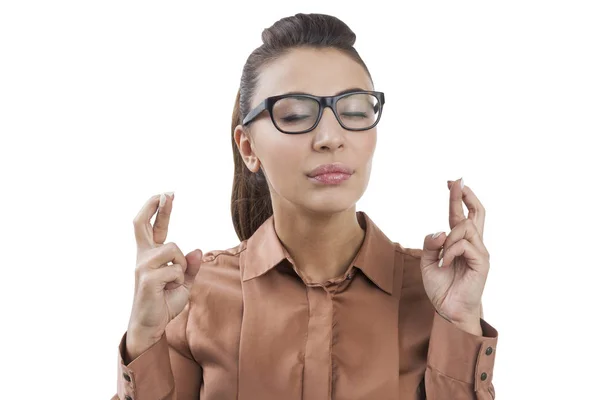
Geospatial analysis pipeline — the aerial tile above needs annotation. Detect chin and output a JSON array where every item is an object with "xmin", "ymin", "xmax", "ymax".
[{"xmin": 300, "ymin": 194, "xmax": 359, "ymax": 215}]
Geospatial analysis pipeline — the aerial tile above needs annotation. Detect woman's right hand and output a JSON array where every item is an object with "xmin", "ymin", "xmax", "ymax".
[{"xmin": 126, "ymin": 192, "xmax": 204, "ymax": 358}]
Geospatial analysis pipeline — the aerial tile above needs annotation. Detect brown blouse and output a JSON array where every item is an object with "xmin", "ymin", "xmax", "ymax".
[{"xmin": 113, "ymin": 211, "xmax": 498, "ymax": 399}]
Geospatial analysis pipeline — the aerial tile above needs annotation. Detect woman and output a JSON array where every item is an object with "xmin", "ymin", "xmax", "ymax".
[{"xmin": 112, "ymin": 13, "xmax": 498, "ymax": 400}]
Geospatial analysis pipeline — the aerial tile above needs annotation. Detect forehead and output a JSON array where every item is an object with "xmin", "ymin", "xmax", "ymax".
[{"xmin": 253, "ymin": 47, "xmax": 373, "ymax": 102}]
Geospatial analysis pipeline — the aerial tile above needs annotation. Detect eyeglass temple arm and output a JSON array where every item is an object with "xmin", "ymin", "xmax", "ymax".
[{"xmin": 242, "ymin": 100, "xmax": 268, "ymax": 125}]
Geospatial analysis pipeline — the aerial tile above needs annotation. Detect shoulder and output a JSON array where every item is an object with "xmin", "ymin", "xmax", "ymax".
[
  {"xmin": 186, "ymin": 242, "xmax": 248, "ymax": 362},
  {"xmin": 392, "ymin": 242, "xmax": 427, "ymax": 290},
  {"xmin": 391, "ymin": 242, "xmax": 435, "ymax": 327},
  {"xmin": 201, "ymin": 241, "xmax": 247, "ymax": 265},
  {"xmin": 393, "ymin": 242, "xmax": 423, "ymax": 262},
  {"xmin": 189, "ymin": 241, "xmax": 248, "ymax": 300}
]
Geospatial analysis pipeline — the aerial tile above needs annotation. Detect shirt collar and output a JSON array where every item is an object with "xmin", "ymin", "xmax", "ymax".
[{"xmin": 242, "ymin": 211, "xmax": 396, "ymax": 295}]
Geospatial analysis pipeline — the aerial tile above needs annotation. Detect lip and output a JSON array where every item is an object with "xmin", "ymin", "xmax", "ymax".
[
  {"xmin": 307, "ymin": 163, "xmax": 354, "ymax": 178},
  {"xmin": 307, "ymin": 163, "xmax": 354, "ymax": 185}
]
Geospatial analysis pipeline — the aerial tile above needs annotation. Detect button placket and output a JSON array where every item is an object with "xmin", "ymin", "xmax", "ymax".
[{"xmin": 302, "ymin": 285, "xmax": 334, "ymax": 398}]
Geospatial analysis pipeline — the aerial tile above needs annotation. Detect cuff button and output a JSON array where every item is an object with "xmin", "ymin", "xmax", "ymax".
[
  {"xmin": 481, "ymin": 372, "xmax": 488, "ymax": 381},
  {"xmin": 485, "ymin": 346, "xmax": 493, "ymax": 355},
  {"xmin": 123, "ymin": 372, "xmax": 131, "ymax": 382}
]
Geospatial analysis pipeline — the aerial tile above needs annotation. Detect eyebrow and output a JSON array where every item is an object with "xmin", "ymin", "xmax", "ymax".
[{"xmin": 279, "ymin": 87, "xmax": 369, "ymax": 96}]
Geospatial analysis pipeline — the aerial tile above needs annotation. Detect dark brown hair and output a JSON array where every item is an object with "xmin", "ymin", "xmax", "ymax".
[{"xmin": 230, "ymin": 13, "xmax": 374, "ymax": 242}]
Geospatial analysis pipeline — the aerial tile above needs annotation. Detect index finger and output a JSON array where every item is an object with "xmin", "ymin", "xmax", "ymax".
[
  {"xmin": 448, "ymin": 178, "xmax": 466, "ymax": 229},
  {"xmin": 133, "ymin": 194, "xmax": 163, "ymax": 249},
  {"xmin": 153, "ymin": 192, "xmax": 174, "ymax": 244},
  {"xmin": 448, "ymin": 179, "xmax": 486, "ymax": 238}
]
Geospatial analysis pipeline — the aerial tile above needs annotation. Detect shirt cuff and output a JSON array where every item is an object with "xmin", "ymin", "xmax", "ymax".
[
  {"xmin": 117, "ymin": 331, "xmax": 175, "ymax": 400},
  {"xmin": 427, "ymin": 311, "xmax": 498, "ymax": 392}
]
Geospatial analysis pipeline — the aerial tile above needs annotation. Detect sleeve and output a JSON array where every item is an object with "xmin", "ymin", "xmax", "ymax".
[
  {"xmin": 111, "ymin": 303, "xmax": 203, "ymax": 400},
  {"xmin": 425, "ymin": 310, "xmax": 498, "ymax": 399}
]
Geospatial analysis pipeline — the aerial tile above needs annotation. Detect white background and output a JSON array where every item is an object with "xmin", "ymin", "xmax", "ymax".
[{"xmin": 1, "ymin": 1, "xmax": 598, "ymax": 398}]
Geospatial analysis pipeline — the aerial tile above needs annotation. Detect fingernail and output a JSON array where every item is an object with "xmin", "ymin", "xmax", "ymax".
[
  {"xmin": 438, "ymin": 248, "xmax": 444, "ymax": 259},
  {"xmin": 159, "ymin": 193, "xmax": 167, "ymax": 208},
  {"xmin": 438, "ymin": 257, "xmax": 443, "ymax": 268},
  {"xmin": 165, "ymin": 191, "xmax": 174, "ymax": 199},
  {"xmin": 432, "ymin": 231, "xmax": 444, "ymax": 239},
  {"xmin": 460, "ymin": 177, "xmax": 464, "ymax": 190}
]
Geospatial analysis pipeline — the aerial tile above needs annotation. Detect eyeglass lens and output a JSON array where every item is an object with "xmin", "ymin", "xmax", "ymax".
[{"xmin": 272, "ymin": 93, "xmax": 380, "ymax": 133}]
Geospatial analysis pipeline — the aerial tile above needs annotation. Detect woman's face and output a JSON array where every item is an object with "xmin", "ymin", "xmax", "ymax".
[{"xmin": 234, "ymin": 47, "xmax": 377, "ymax": 215}]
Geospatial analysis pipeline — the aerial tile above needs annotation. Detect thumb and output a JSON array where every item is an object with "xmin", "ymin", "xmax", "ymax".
[
  {"xmin": 422, "ymin": 231, "xmax": 446, "ymax": 268},
  {"xmin": 185, "ymin": 249, "xmax": 204, "ymax": 277}
]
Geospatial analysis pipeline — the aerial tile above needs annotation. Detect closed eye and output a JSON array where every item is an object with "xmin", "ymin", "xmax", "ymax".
[
  {"xmin": 342, "ymin": 112, "xmax": 368, "ymax": 118},
  {"xmin": 281, "ymin": 114, "xmax": 311, "ymax": 122}
]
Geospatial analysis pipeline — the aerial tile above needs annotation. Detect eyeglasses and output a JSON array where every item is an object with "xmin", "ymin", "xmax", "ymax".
[{"xmin": 242, "ymin": 90, "xmax": 385, "ymax": 134}]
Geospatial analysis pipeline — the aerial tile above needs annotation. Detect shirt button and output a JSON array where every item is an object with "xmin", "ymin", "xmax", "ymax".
[
  {"xmin": 122, "ymin": 372, "xmax": 131, "ymax": 382},
  {"xmin": 485, "ymin": 346, "xmax": 493, "ymax": 356},
  {"xmin": 480, "ymin": 372, "xmax": 488, "ymax": 381}
]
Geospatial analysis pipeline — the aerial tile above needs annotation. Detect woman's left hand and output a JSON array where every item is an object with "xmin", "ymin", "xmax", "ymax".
[{"xmin": 420, "ymin": 178, "xmax": 490, "ymax": 329}]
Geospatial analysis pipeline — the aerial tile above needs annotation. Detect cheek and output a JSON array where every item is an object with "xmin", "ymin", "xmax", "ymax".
[
  {"xmin": 354, "ymin": 133, "xmax": 376, "ymax": 182},
  {"xmin": 261, "ymin": 139, "xmax": 304, "ymax": 184},
  {"xmin": 356, "ymin": 132, "xmax": 377, "ymax": 161}
]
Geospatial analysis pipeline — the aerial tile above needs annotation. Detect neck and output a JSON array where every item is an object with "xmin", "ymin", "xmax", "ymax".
[{"xmin": 273, "ymin": 205, "xmax": 366, "ymax": 284}]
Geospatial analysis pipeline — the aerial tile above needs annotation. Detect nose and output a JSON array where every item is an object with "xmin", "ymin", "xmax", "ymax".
[{"xmin": 312, "ymin": 107, "xmax": 345, "ymax": 152}]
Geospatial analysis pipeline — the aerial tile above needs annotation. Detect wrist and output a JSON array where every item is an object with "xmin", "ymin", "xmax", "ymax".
[
  {"xmin": 436, "ymin": 310, "xmax": 483, "ymax": 336},
  {"xmin": 125, "ymin": 325, "xmax": 163, "ymax": 362},
  {"xmin": 124, "ymin": 338, "xmax": 143, "ymax": 364},
  {"xmin": 127, "ymin": 320, "xmax": 163, "ymax": 342},
  {"xmin": 451, "ymin": 318, "xmax": 483, "ymax": 336},
  {"xmin": 125, "ymin": 333, "xmax": 161, "ymax": 364}
]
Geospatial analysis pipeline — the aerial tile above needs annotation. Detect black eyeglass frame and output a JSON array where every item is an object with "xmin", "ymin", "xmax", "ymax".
[{"xmin": 241, "ymin": 90, "xmax": 385, "ymax": 134}]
